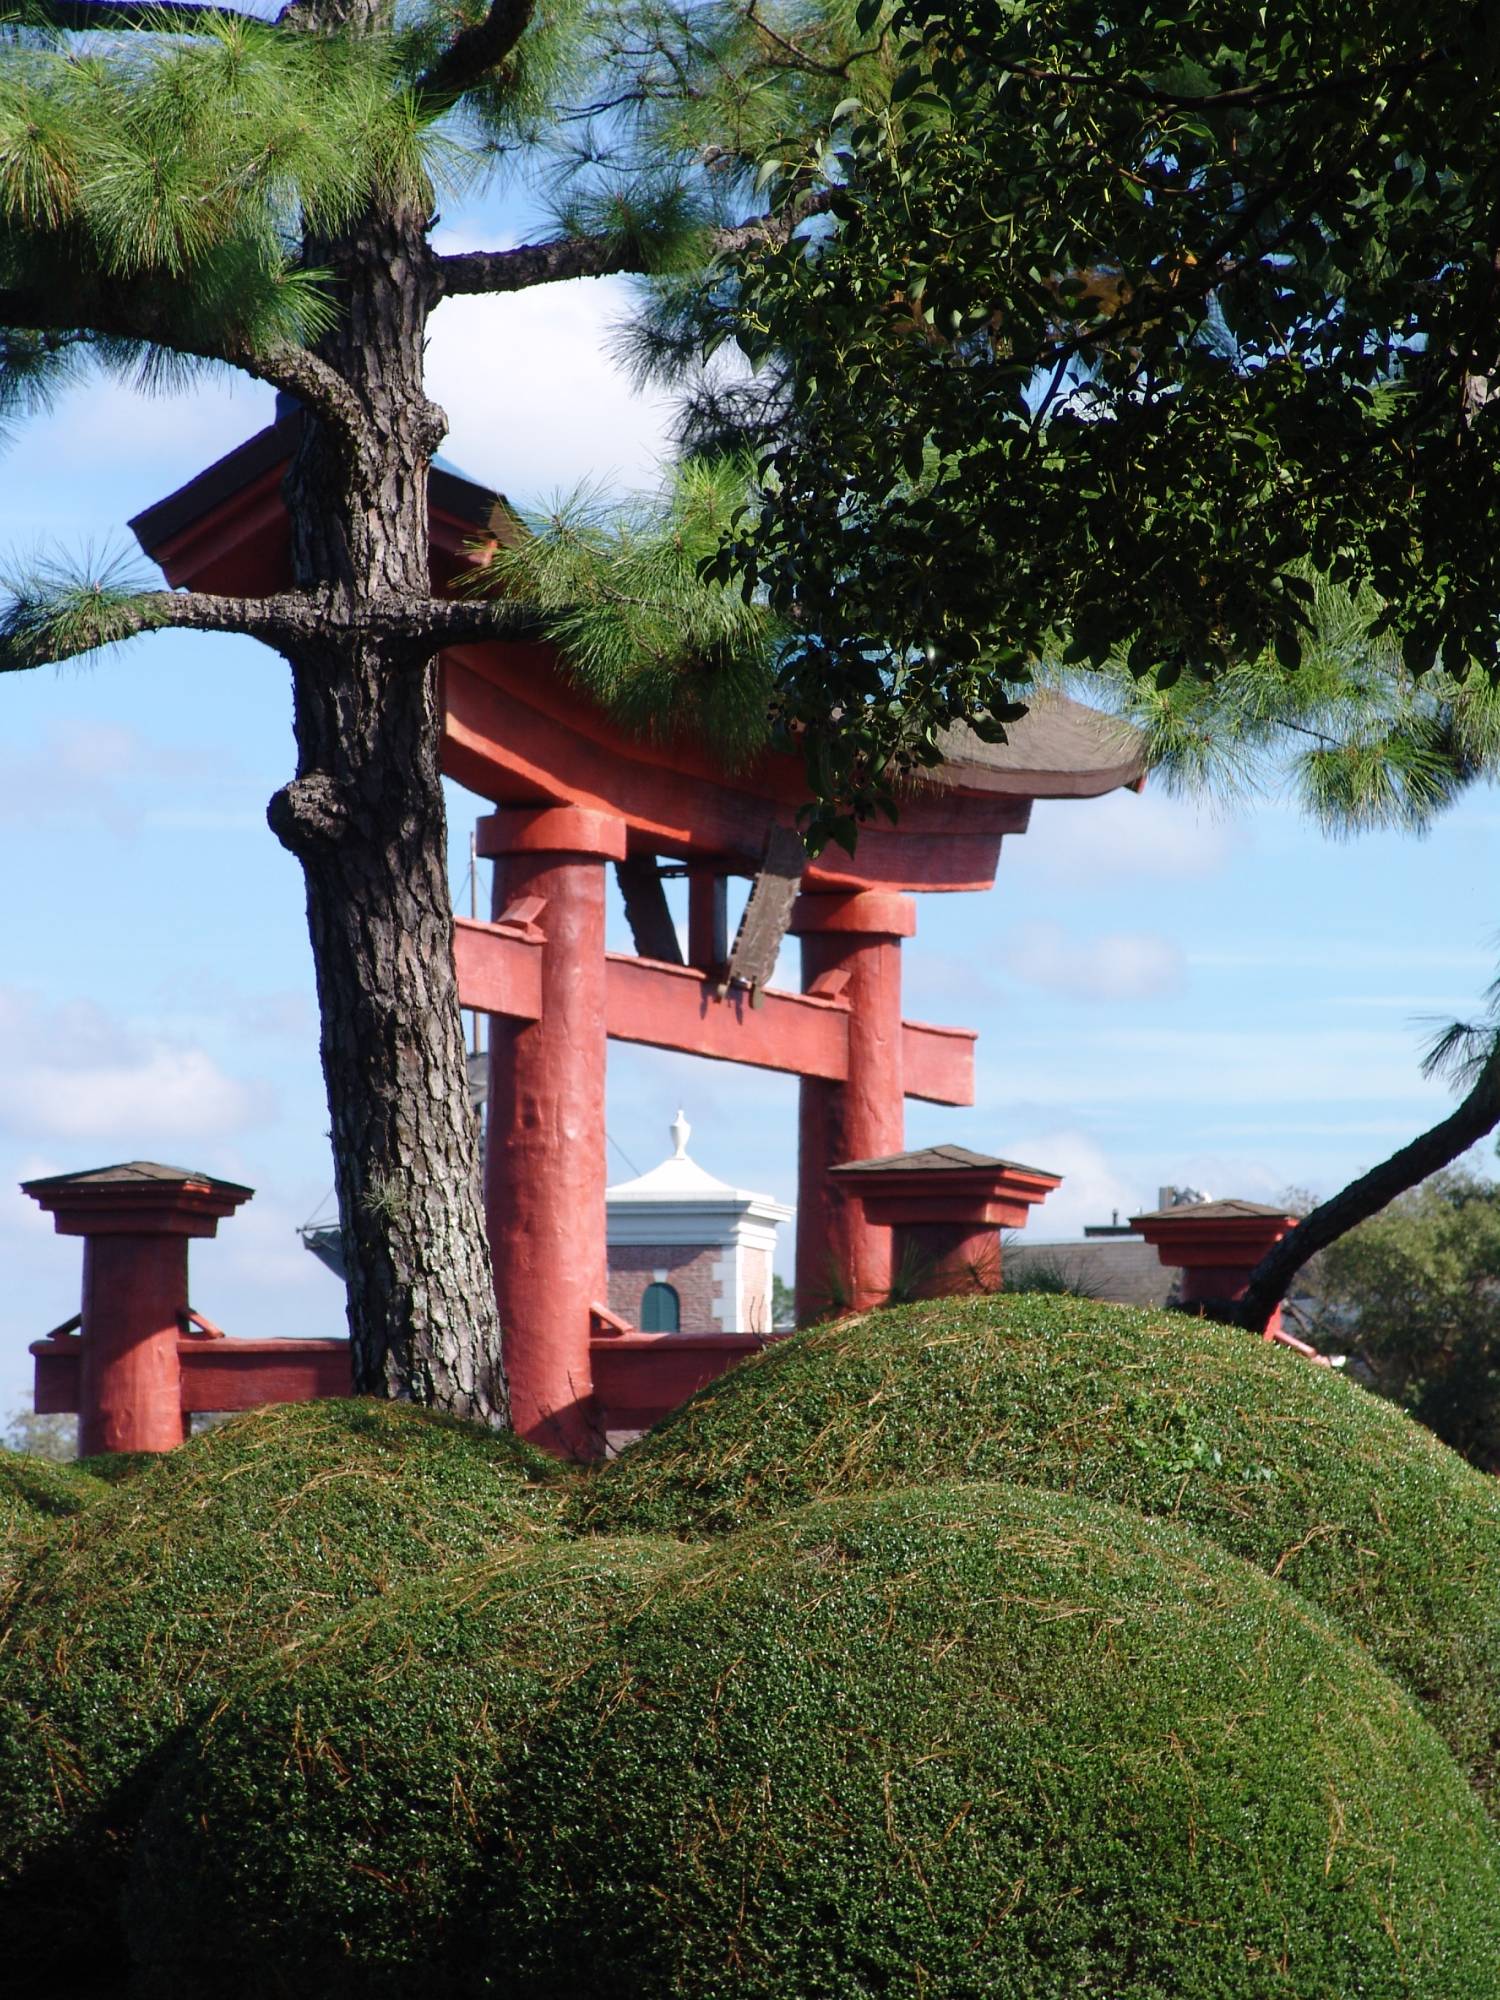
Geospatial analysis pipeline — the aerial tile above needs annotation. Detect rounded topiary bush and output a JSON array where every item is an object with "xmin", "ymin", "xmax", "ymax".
[
  {"xmin": 0, "ymin": 1397, "xmax": 568, "ymax": 1989},
  {"xmin": 0, "ymin": 1450, "xmax": 108, "ymax": 1584},
  {"xmin": 132, "ymin": 1484, "xmax": 1500, "ymax": 1999},
  {"xmin": 0, "ymin": 1449, "xmax": 106, "ymax": 1532},
  {"xmin": 130, "ymin": 1535, "xmax": 686, "ymax": 1999},
  {"xmin": 575, "ymin": 1294, "xmax": 1500, "ymax": 1809}
]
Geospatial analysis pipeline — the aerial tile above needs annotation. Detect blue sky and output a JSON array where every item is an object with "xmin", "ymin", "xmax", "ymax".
[{"xmin": 2, "ymin": 216, "xmax": 1495, "ymax": 1422}]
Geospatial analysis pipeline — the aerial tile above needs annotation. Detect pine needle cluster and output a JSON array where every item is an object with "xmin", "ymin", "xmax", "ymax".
[
  {"xmin": 0, "ymin": 543, "xmax": 158, "ymax": 671},
  {"xmin": 475, "ymin": 454, "xmax": 779, "ymax": 764},
  {"xmin": 0, "ymin": 9, "xmax": 415, "ymax": 358},
  {"xmin": 1041, "ymin": 574, "xmax": 1500, "ymax": 837}
]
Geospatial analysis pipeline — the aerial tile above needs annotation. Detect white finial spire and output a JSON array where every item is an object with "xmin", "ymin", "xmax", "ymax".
[{"xmin": 670, "ymin": 1108, "xmax": 691, "ymax": 1159}]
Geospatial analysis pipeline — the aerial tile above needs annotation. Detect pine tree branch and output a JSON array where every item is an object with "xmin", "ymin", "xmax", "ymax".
[
  {"xmin": 404, "ymin": 597, "xmax": 543, "ymax": 643},
  {"xmin": 221, "ymin": 339, "xmax": 369, "ymax": 441},
  {"xmin": 0, "ymin": 284, "xmax": 368, "ymax": 446},
  {"xmin": 0, "ymin": 587, "xmax": 326, "ymax": 669},
  {"xmin": 413, "ymin": 0, "xmax": 534, "ymax": 109},
  {"xmin": 0, "ymin": 584, "xmax": 542, "ymax": 671},
  {"xmin": 436, "ymin": 197, "xmax": 835, "ymax": 297},
  {"xmin": 1234, "ymin": 1039, "xmax": 1500, "ymax": 1331},
  {"xmin": 166, "ymin": 591, "xmax": 542, "ymax": 646},
  {"xmin": 437, "ymin": 234, "xmax": 639, "ymax": 294}
]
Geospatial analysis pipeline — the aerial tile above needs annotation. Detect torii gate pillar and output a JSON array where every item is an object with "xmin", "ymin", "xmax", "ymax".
[
  {"xmin": 479, "ymin": 805, "xmax": 626, "ymax": 1458},
  {"xmin": 23, "ymin": 1164, "xmax": 253, "ymax": 1455},
  {"xmin": 793, "ymin": 891, "xmax": 916, "ymax": 1316}
]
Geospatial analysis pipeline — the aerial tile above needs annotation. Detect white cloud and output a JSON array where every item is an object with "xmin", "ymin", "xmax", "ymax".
[
  {"xmin": 1015, "ymin": 787, "xmax": 1237, "ymax": 884},
  {"xmin": 0, "ymin": 987, "xmax": 269, "ymax": 1145},
  {"xmin": 1190, "ymin": 942, "xmax": 1494, "ymax": 974},
  {"xmin": 0, "ymin": 721, "xmax": 241, "ymax": 837},
  {"xmin": 2, "ymin": 370, "xmax": 272, "ymax": 496},
  {"xmin": 1, "ymin": 1049, "xmax": 260, "ymax": 1143},
  {"xmin": 426, "ymin": 278, "xmax": 677, "ymax": 505},
  {"xmin": 990, "ymin": 1131, "xmax": 1315, "ymax": 1243},
  {"xmin": 1324, "ymin": 993, "xmax": 1483, "ymax": 1010},
  {"xmin": 1002, "ymin": 921, "xmax": 1185, "ymax": 1002},
  {"xmin": 997, "ymin": 1129, "xmax": 1144, "ymax": 1241}
]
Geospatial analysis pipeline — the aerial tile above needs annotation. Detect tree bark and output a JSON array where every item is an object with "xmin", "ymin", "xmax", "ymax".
[
  {"xmin": 269, "ymin": 196, "xmax": 507, "ymax": 1422},
  {"xmin": 1235, "ymin": 1041, "xmax": 1500, "ymax": 1333}
]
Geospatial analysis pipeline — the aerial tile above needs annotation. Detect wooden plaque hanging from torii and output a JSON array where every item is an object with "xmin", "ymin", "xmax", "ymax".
[{"xmin": 717, "ymin": 823, "xmax": 808, "ymax": 1003}]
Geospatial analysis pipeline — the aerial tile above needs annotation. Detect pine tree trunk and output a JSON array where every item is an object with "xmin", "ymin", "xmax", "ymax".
[{"xmin": 267, "ymin": 200, "xmax": 507, "ymax": 1422}]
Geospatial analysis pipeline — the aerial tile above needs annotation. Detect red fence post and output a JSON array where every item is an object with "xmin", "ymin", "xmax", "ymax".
[
  {"xmin": 1129, "ymin": 1199, "xmax": 1299, "ymax": 1337},
  {"xmin": 22, "ymin": 1162, "xmax": 253, "ymax": 1455},
  {"xmin": 831, "ymin": 1147, "xmax": 1061, "ymax": 1301}
]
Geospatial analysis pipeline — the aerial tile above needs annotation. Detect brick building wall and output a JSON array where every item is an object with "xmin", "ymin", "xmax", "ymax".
[{"xmin": 608, "ymin": 1242, "xmax": 726, "ymax": 1331}]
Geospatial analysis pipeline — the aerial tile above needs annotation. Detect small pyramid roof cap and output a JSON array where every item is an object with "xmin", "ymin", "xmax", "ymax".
[
  {"xmin": 606, "ymin": 1113, "xmax": 790, "ymax": 1214},
  {"xmin": 1130, "ymin": 1197, "xmax": 1295, "ymax": 1225},
  {"xmin": 21, "ymin": 1160, "xmax": 254, "ymax": 1197}
]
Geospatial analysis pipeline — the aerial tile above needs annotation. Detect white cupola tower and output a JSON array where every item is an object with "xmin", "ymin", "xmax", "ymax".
[{"xmin": 605, "ymin": 1112, "xmax": 793, "ymax": 1335}]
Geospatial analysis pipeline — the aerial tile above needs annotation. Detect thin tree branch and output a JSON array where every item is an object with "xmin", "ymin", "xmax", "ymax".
[
  {"xmin": 743, "ymin": 0, "xmax": 877, "ymax": 78},
  {"xmin": 437, "ymin": 233, "xmax": 639, "ymax": 294},
  {"xmin": 436, "ymin": 197, "xmax": 835, "ymax": 297},
  {"xmin": 413, "ymin": 0, "xmax": 533, "ymax": 109},
  {"xmin": 1233, "ymin": 1039, "xmax": 1500, "ymax": 1330}
]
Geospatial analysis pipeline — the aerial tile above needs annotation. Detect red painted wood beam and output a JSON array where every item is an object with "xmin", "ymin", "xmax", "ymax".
[
  {"xmin": 604, "ymin": 953, "xmax": 851, "ymax": 1081},
  {"xmin": 178, "ymin": 1338, "xmax": 352, "ymax": 1410},
  {"xmin": 30, "ymin": 1336, "xmax": 352, "ymax": 1416},
  {"xmin": 443, "ymin": 652, "xmax": 1021, "ymax": 893},
  {"xmin": 590, "ymin": 1330, "xmax": 784, "ymax": 1421},
  {"xmin": 31, "ymin": 1337, "xmax": 81, "ymax": 1416},
  {"xmin": 452, "ymin": 921, "xmax": 976, "ymax": 1104},
  {"xmin": 452, "ymin": 913, "xmax": 543, "ymax": 1020},
  {"xmin": 901, "ymin": 1020, "xmax": 977, "ymax": 1106}
]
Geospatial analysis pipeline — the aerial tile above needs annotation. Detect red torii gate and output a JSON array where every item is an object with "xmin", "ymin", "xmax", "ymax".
[{"xmin": 116, "ymin": 409, "xmax": 1147, "ymax": 1455}]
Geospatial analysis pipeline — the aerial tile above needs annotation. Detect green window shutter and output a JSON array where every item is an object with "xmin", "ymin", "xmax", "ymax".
[{"xmin": 640, "ymin": 1282, "xmax": 681, "ymax": 1333}]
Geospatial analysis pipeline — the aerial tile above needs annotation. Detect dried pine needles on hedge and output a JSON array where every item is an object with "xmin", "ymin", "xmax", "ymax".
[
  {"xmin": 577, "ymin": 1294, "xmax": 1500, "ymax": 1810},
  {"xmin": 132, "ymin": 1486, "xmax": 1500, "ymax": 1999}
]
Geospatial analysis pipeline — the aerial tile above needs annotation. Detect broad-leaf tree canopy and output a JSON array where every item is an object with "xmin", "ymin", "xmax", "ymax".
[
  {"xmin": 1304, "ymin": 1159, "xmax": 1500, "ymax": 1473},
  {"xmin": 706, "ymin": 0, "xmax": 1500, "ymax": 830}
]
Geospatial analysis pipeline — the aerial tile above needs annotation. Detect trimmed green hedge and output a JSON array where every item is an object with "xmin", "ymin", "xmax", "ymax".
[
  {"xmin": 132, "ymin": 1485, "xmax": 1500, "ymax": 1999},
  {"xmin": 131, "ymin": 1536, "xmax": 684, "ymax": 1998},
  {"xmin": 0, "ymin": 1398, "xmax": 567, "ymax": 1988},
  {"xmin": 575, "ymin": 1294, "xmax": 1500, "ymax": 1809},
  {"xmin": 0, "ymin": 1451, "xmax": 108, "ymax": 1583}
]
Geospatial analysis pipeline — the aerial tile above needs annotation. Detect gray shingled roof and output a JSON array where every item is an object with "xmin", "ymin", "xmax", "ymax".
[
  {"xmin": 932, "ymin": 694, "xmax": 1145, "ymax": 798},
  {"xmin": 21, "ymin": 1161, "xmax": 253, "ymax": 1195},
  {"xmin": 831, "ymin": 1145, "xmax": 1057, "ymax": 1177},
  {"xmin": 1005, "ymin": 1239, "xmax": 1181, "ymax": 1310},
  {"xmin": 1131, "ymin": 1198, "xmax": 1295, "ymax": 1224}
]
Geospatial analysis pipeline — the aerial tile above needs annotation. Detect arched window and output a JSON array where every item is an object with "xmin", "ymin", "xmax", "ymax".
[{"xmin": 640, "ymin": 1281, "xmax": 681, "ymax": 1333}]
